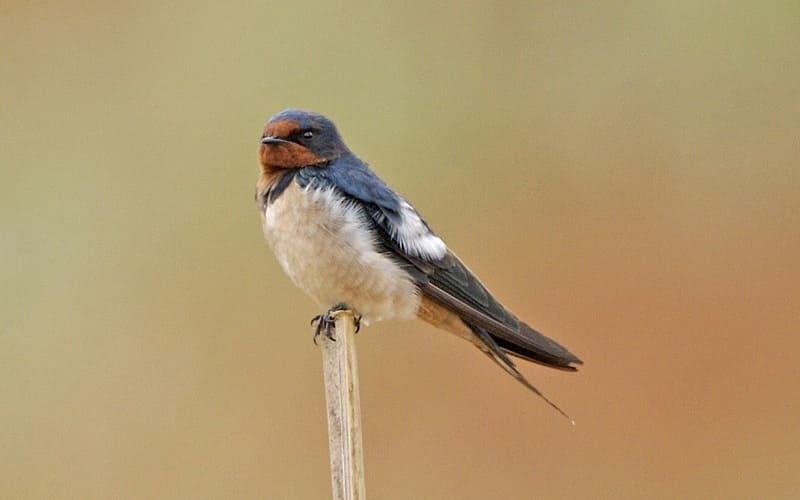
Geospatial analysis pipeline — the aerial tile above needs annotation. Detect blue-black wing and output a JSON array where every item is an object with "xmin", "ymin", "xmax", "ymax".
[{"xmin": 306, "ymin": 155, "xmax": 582, "ymax": 370}]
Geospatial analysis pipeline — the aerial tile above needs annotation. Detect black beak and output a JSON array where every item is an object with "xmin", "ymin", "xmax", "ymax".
[{"xmin": 261, "ymin": 136, "xmax": 292, "ymax": 146}]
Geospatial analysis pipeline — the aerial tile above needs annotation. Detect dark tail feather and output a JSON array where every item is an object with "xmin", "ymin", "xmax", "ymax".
[
  {"xmin": 493, "ymin": 321, "xmax": 583, "ymax": 371},
  {"xmin": 420, "ymin": 284, "xmax": 582, "ymax": 372},
  {"xmin": 470, "ymin": 326, "xmax": 575, "ymax": 423}
]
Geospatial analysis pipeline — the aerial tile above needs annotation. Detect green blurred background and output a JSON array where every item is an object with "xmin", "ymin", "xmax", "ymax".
[{"xmin": 2, "ymin": 2, "xmax": 798, "ymax": 499}]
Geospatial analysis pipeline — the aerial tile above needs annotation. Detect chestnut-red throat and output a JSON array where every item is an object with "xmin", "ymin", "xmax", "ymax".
[{"xmin": 259, "ymin": 119, "xmax": 325, "ymax": 170}]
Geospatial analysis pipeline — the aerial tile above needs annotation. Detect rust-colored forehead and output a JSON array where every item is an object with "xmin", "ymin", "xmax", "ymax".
[{"xmin": 263, "ymin": 119, "xmax": 300, "ymax": 138}]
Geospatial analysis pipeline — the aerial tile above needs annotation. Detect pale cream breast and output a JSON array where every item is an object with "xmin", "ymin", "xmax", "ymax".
[{"xmin": 262, "ymin": 181, "xmax": 420, "ymax": 322}]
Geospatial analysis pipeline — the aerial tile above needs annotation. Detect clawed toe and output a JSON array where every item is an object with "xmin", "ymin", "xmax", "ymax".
[
  {"xmin": 311, "ymin": 313, "xmax": 337, "ymax": 344},
  {"xmin": 310, "ymin": 303, "xmax": 352, "ymax": 344}
]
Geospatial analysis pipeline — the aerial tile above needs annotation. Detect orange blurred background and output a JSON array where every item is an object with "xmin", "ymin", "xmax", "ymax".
[{"xmin": 2, "ymin": 2, "xmax": 798, "ymax": 499}]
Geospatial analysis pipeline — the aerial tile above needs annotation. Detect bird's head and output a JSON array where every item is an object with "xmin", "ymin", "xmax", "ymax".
[{"xmin": 258, "ymin": 109, "xmax": 348, "ymax": 170}]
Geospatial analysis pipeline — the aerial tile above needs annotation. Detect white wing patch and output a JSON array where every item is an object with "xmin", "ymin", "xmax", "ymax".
[{"xmin": 388, "ymin": 200, "xmax": 447, "ymax": 261}]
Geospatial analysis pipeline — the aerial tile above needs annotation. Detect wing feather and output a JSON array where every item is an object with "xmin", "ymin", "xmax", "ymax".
[
  {"xmin": 362, "ymin": 198, "xmax": 582, "ymax": 369},
  {"xmin": 309, "ymin": 156, "xmax": 581, "ymax": 370}
]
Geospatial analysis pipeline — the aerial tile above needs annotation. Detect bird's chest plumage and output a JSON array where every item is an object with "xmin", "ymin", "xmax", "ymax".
[{"xmin": 261, "ymin": 180, "xmax": 420, "ymax": 322}]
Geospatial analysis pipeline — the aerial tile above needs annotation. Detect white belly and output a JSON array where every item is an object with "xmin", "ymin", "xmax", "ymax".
[{"xmin": 262, "ymin": 181, "xmax": 420, "ymax": 322}]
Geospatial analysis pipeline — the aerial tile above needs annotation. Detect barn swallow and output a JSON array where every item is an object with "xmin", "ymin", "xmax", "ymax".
[{"xmin": 255, "ymin": 109, "xmax": 582, "ymax": 418}]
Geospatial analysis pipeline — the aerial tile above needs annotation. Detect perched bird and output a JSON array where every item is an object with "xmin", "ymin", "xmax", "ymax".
[{"xmin": 255, "ymin": 109, "xmax": 582, "ymax": 418}]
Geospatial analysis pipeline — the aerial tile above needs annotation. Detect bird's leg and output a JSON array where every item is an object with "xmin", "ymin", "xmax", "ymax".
[{"xmin": 310, "ymin": 303, "xmax": 352, "ymax": 344}]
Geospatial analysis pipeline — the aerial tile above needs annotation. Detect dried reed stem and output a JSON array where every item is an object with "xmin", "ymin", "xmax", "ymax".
[{"xmin": 319, "ymin": 310, "xmax": 366, "ymax": 500}]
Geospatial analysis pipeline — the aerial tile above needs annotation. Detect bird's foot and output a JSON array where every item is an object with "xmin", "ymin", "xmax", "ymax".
[{"xmin": 311, "ymin": 303, "xmax": 358, "ymax": 344}]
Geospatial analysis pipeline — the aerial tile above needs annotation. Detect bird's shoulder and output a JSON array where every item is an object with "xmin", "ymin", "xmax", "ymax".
[
  {"xmin": 293, "ymin": 155, "xmax": 448, "ymax": 263},
  {"xmin": 298, "ymin": 154, "xmax": 399, "ymax": 210}
]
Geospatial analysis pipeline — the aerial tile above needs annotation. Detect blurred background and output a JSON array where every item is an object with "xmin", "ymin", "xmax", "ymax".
[{"xmin": 2, "ymin": 1, "xmax": 798, "ymax": 499}]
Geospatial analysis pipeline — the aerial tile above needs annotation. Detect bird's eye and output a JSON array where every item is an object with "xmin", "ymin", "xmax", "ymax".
[{"xmin": 302, "ymin": 130, "xmax": 314, "ymax": 139}]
